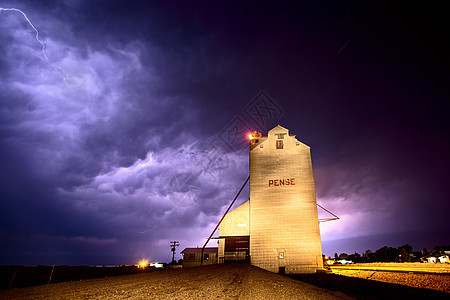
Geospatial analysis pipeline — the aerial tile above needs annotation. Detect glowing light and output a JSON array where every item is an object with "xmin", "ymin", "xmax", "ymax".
[
  {"xmin": 138, "ymin": 259, "xmax": 148, "ymax": 268},
  {"xmin": 149, "ymin": 262, "xmax": 163, "ymax": 268},
  {"xmin": 248, "ymin": 131, "xmax": 262, "ymax": 140},
  {"xmin": 0, "ymin": 7, "xmax": 67, "ymax": 84}
]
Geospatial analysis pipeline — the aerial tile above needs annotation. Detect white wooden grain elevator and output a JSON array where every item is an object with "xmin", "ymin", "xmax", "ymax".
[{"xmin": 218, "ymin": 125, "xmax": 323, "ymax": 274}]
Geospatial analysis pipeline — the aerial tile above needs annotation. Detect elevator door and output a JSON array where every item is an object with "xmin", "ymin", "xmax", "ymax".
[{"xmin": 224, "ymin": 237, "xmax": 249, "ymax": 262}]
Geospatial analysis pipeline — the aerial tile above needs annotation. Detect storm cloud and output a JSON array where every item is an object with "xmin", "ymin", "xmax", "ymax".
[{"xmin": 0, "ymin": 1, "xmax": 448, "ymax": 264}]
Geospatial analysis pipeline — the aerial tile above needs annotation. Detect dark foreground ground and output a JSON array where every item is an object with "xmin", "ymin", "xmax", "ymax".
[
  {"xmin": 0, "ymin": 264, "xmax": 347, "ymax": 300},
  {"xmin": 0, "ymin": 265, "xmax": 154, "ymax": 290},
  {"xmin": 291, "ymin": 273, "xmax": 449, "ymax": 300},
  {"xmin": 0, "ymin": 264, "xmax": 448, "ymax": 299}
]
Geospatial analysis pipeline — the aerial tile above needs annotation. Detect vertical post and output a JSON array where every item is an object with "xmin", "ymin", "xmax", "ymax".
[
  {"xmin": 201, "ymin": 247, "xmax": 205, "ymax": 267},
  {"xmin": 8, "ymin": 269, "xmax": 17, "ymax": 289},
  {"xmin": 48, "ymin": 265, "xmax": 55, "ymax": 285},
  {"xmin": 172, "ymin": 249, "xmax": 175, "ymax": 269}
]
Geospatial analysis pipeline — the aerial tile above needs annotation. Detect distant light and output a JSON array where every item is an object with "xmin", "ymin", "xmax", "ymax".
[
  {"xmin": 138, "ymin": 259, "xmax": 148, "ymax": 268},
  {"xmin": 248, "ymin": 131, "xmax": 262, "ymax": 140},
  {"xmin": 149, "ymin": 262, "xmax": 163, "ymax": 268}
]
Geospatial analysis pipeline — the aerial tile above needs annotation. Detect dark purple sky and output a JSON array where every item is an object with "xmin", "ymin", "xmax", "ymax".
[{"xmin": 0, "ymin": 1, "xmax": 448, "ymax": 265}]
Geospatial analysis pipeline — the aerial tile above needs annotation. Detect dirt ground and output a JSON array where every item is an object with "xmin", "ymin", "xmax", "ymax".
[
  {"xmin": 332, "ymin": 262, "xmax": 450, "ymax": 273},
  {"xmin": 292, "ymin": 272, "xmax": 449, "ymax": 299},
  {"xmin": 0, "ymin": 265, "xmax": 150, "ymax": 290},
  {"xmin": 0, "ymin": 264, "xmax": 349, "ymax": 300},
  {"xmin": 329, "ymin": 263, "xmax": 450, "ymax": 294},
  {"xmin": 330, "ymin": 268, "xmax": 450, "ymax": 294}
]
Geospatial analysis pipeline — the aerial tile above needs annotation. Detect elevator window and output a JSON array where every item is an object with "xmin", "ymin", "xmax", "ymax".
[{"xmin": 276, "ymin": 140, "xmax": 283, "ymax": 149}]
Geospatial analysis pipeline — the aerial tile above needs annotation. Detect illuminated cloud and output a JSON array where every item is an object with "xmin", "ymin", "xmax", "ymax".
[{"xmin": 0, "ymin": 1, "xmax": 448, "ymax": 264}]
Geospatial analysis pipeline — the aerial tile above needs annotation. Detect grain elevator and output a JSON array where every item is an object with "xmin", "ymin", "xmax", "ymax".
[{"xmin": 218, "ymin": 125, "xmax": 323, "ymax": 274}]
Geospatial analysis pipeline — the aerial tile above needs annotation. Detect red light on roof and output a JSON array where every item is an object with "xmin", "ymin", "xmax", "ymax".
[{"xmin": 248, "ymin": 131, "xmax": 262, "ymax": 140}]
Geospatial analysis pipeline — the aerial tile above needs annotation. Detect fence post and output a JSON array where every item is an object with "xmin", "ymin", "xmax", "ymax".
[
  {"xmin": 48, "ymin": 265, "xmax": 55, "ymax": 285},
  {"xmin": 8, "ymin": 270, "xmax": 17, "ymax": 289}
]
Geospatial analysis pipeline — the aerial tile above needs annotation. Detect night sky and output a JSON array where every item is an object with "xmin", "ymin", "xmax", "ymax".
[{"xmin": 0, "ymin": 1, "xmax": 448, "ymax": 265}]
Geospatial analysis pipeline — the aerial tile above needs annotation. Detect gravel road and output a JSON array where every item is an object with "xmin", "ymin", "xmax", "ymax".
[{"xmin": 0, "ymin": 264, "xmax": 350, "ymax": 300}]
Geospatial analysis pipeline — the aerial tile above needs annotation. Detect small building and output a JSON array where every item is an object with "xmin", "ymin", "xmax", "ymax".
[
  {"xmin": 422, "ymin": 254, "xmax": 450, "ymax": 263},
  {"xmin": 149, "ymin": 262, "xmax": 164, "ymax": 268},
  {"xmin": 337, "ymin": 259, "xmax": 353, "ymax": 265},
  {"xmin": 181, "ymin": 247, "xmax": 218, "ymax": 268}
]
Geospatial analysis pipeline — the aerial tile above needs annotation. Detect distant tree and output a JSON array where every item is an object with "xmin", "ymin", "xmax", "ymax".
[
  {"xmin": 433, "ymin": 245, "xmax": 450, "ymax": 252},
  {"xmin": 411, "ymin": 251, "xmax": 423, "ymax": 262},
  {"xmin": 422, "ymin": 248, "xmax": 429, "ymax": 256},
  {"xmin": 362, "ymin": 250, "xmax": 376, "ymax": 263},
  {"xmin": 398, "ymin": 244, "xmax": 413, "ymax": 253},
  {"xmin": 177, "ymin": 259, "xmax": 183, "ymax": 264},
  {"xmin": 348, "ymin": 252, "xmax": 362, "ymax": 263},
  {"xmin": 397, "ymin": 244, "xmax": 413, "ymax": 262},
  {"xmin": 431, "ymin": 246, "xmax": 445, "ymax": 257},
  {"xmin": 338, "ymin": 253, "xmax": 349, "ymax": 260},
  {"xmin": 364, "ymin": 250, "xmax": 372, "ymax": 256},
  {"xmin": 398, "ymin": 248, "xmax": 410, "ymax": 262},
  {"xmin": 374, "ymin": 246, "xmax": 398, "ymax": 262},
  {"xmin": 334, "ymin": 253, "xmax": 338, "ymax": 260}
]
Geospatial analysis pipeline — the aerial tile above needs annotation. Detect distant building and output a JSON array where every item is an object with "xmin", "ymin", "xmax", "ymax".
[
  {"xmin": 422, "ymin": 253, "xmax": 450, "ymax": 264},
  {"xmin": 218, "ymin": 125, "xmax": 323, "ymax": 274},
  {"xmin": 181, "ymin": 247, "xmax": 218, "ymax": 268},
  {"xmin": 337, "ymin": 259, "xmax": 353, "ymax": 265}
]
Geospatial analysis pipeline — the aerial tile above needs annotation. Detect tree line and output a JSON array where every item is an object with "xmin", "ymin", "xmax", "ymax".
[{"xmin": 332, "ymin": 245, "xmax": 450, "ymax": 263}]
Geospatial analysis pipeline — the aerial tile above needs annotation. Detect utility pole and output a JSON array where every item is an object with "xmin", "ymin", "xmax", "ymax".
[{"xmin": 170, "ymin": 241, "xmax": 180, "ymax": 269}]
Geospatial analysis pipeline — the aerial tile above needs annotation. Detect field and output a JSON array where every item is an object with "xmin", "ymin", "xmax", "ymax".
[
  {"xmin": 0, "ymin": 265, "xmax": 154, "ymax": 290},
  {"xmin": 1, "ymin": 263, "xmax": 449, "ymax": 299},
  {"xmin": 329, "ymin": 263, "xmax": 450, "ymax": 293},
  {"xmin": 331, "ymin": 262, "xmax": 450, "ymax": 273}
]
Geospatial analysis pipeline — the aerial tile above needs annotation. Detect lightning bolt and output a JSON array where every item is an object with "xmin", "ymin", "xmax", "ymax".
[{"xmin": 0, "ymin": 7, "xmax": 68, "ymax": 85}]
